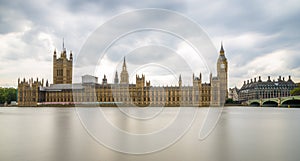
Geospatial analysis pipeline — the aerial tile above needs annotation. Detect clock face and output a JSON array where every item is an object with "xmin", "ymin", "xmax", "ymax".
[{"xmin": 220, "ymin": 63, "xmax": 225, "ymax": 69}]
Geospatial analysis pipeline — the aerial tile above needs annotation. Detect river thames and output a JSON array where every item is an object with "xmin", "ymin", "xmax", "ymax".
[{"xmin": 0, "ymin": 107, "xmax": 300, "ymax": 161}]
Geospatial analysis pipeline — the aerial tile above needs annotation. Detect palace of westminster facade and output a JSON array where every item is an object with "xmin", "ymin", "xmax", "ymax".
[{"xmin": 17, "ymin": 43, "xmax": 228, "ymax": 107}]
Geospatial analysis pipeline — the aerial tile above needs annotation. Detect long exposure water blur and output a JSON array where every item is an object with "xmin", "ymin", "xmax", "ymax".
[{"xmin": 1, "ymin": 106, "xmax": 300, "ymax": 161}]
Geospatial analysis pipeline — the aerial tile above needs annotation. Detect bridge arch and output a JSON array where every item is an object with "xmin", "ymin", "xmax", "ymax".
[
  {"xmin": 249, "ymin": 101, "xmax": 260, "ymax": 106},
  {"xmin": 281, "ymin": 99, "xmax": 300, "ymax": 107},
  {"xmin": 262, "ymin": 100, "xmax": 278, "ymax": 107}
]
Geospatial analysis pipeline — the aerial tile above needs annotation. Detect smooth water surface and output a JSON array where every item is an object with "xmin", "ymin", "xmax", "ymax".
[{"xmin": 0, "ymin": 107, "xmax": 300, "ymax": 161}]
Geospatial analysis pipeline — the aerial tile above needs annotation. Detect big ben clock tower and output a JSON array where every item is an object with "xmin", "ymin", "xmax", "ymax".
[{"xmin": 217, "ymin": 43, "xmax": 228, "ymax": 103}]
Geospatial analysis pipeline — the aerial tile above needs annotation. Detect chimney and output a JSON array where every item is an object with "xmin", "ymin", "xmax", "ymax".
[
  {"xmin": 289, "ymin": 75, "xmax": 291, "ymax": 80},
  {"xmin": 251, "ymin": 79, "xmax": 253, "ymax": 83},
  {"xmin": 258, "ymin": 76, "xmax": 262, "ymax": 82},
  {"xmin": 278, "ymin": 76, "xmax": 281, "ymax": 81},
  {"xmin": 247, "ymin": 80, "xmax": 249, "ymax": 84},
  {"xmin": 254, "ymin": 77, "xmax": 257, "ymax": 82},
  {"xmin": 268, "ymin": 76, "xmax": 271, "ymax": 82},
  {"xmin": 102, "ymin": 75, "xmax": 107, "ymax": 85},
  {"xmin": 283, "ymin": 77, "xmax": 285, "ymax": 81}
]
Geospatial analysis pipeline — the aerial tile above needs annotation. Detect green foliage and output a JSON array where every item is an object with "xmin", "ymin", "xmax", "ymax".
[
  {"xmin": 226, "ymin": 98, "xmax": 234, "ymax": 104},
  {"xmin": 0, "ymin": 87, "xmax": 17, "ymax": 104},
  {"xmin": 225, "ymin": 98, "xmax": 240, "ymax": 104},
  {"xmin": 291, "ymin": 87, "xmax": 300, "ymax": 96}
]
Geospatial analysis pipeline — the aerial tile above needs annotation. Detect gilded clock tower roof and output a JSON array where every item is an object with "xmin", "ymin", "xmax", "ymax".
[
  {"xmin": 220, "ymin": 42, "xmax": 224, "ymax": 55},
  {"xmin": 218, "ymin": 42, "xmax": 227, "ymax": 61}
]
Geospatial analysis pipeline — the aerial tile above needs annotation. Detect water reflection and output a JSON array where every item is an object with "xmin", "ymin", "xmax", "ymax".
[{"xmin": 0, "ymin": 107, "xmax": 300, "ymax": 161}]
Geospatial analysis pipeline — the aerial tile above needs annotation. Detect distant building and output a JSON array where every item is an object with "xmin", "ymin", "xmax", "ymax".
[
  {"xmin": 17, "ymin": 42, "xmax": 228, "ymax": 107},
  {"xmin": 238, "ymin": 76, "xmax": 297, "ymax": 102},
  {"xmin": 228, "ymin": 87, "xmax": 239, "ymax": 101}
]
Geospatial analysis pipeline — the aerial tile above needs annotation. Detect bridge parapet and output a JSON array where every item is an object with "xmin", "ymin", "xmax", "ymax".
[{"xmin": 247, "ymin": 96, "xmax": 300, "ymax": 107}]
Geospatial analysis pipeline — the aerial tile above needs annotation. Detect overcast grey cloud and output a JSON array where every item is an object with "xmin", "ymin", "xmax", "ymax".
[{"xmin": 0, "ymin": 0, "xmax": 299, "ymax": 88}]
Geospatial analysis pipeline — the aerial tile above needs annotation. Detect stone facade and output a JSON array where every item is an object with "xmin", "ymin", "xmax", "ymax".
[
  {"xmin": 17, "ymin": 78, "xmax": 47, "ymax": 106},
  {"xmin": 238, "ymin": 76, "xmax": 297, "ymax": 102},
  {"xmin": 53, "ymin": 43, "xmax": 73, "ymax": 84},
  {"xmin": 17, "ymin": 43, "xmax": 228, "ymax": 107},
  {"xmin": 228, "ymin": 87, "xmax": 239, "ymax": 101},
  {"xmin": 210, "ymin": 43, "xmax": 228, "ymax": 106}
]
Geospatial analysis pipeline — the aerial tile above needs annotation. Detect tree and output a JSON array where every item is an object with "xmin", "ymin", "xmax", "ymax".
[
  {"xmin": 290, "ymin": 87, "xmax": 300, "ymax": 96},
  {"xmin": 0, "ymin": 87, "xmax": 17, "ymax": 104},
  {"xmin": 226, "ymin": 98, "xmax": 234, "ymax": 104}
]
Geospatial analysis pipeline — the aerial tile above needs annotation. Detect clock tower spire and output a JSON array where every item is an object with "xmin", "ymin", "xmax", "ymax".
[
  {"xmin": 120, "ymin": 57, "xmax": 129, "ymax": 84},
  {"xmin": 220, "ymin": 41, "xmax": 225, "ymax": 55}
]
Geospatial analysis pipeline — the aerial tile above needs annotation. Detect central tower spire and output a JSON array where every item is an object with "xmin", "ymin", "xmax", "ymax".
[
  {"xmin": 123, "ymin": 57, "xmax": 127, "ymax": 70},
  {"xmin": 63, "ymin": 38, "xmax": 65, "ymax": 51},
  {"xmin": 120, "ymin": 57, "xmax": 129, "ymax": 84}
]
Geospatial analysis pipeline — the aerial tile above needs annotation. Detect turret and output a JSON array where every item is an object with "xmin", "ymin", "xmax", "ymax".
[
  {"xmin": 102, "ymin": 75, "xmax": 107, "ymax": 85},
  {"xmin": 53, "ymin": 49, "xmax": 57, "ymax": 59},
  {"xmin": 146, "ymin": 80, "xmax": 151, "ymax": 87},
  {"xmin": 114, "ymin": 71, "xmax": 119, "ymax": 84},
  {"xmin": 70, "ymin": 51, "xmax": 73, "ymax": 60},
  {"xmin": 199, "ymin": 72, "xmax": 202, "ymax": 81},
  {"xmin": 179, "ymin": 74, "xmax": 182, "ymax": 87},
  {"xmin": 136, "ymin": 74, "xmax": 145, "ymax": 88}
]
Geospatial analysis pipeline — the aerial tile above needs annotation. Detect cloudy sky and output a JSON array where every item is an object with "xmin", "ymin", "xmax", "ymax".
[{"xmin": 1, "ymin": 0, "xmax": 300, "ymax": 88}]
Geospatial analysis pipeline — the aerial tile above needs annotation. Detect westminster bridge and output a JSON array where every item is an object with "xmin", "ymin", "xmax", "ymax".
[{"xmin": 247, "ymin": 96, "xmax": 300, "ymax": 107}]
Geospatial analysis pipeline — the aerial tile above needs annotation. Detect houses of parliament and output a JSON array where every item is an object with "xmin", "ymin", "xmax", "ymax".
[{"xmin": 17, "ymin": 42, "xmax": 228, "ymax": 107}]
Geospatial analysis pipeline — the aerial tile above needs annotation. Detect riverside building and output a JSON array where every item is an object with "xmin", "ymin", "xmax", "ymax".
[{"xmin": 17, "ymin": 43, "xmax": 228, "ymax": 107}]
